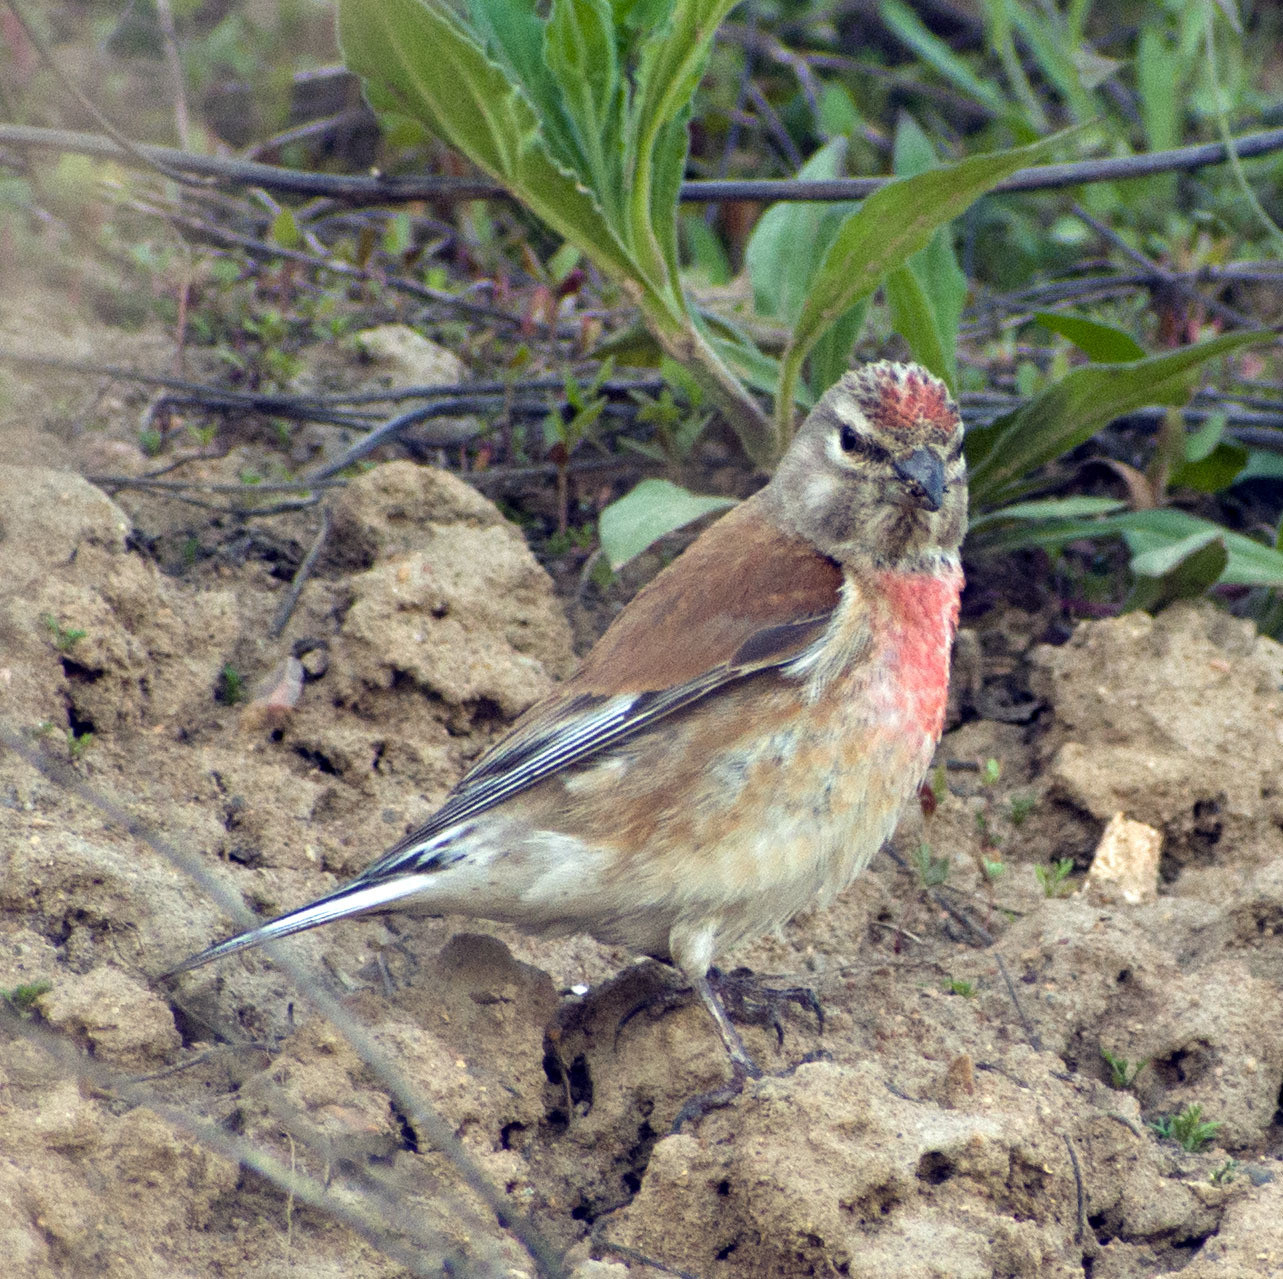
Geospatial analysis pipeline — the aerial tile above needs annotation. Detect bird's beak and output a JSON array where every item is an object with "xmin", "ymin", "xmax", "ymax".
[{"xmin": 893, "ymin": 448, "xmax": 945, "ymax": 512}]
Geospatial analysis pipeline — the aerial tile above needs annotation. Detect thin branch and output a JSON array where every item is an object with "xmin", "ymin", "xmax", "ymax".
[
  {"xmin": 270, "ymin": 508, "xmax": 331, "ymax": 638},
  {"xmin": 7, "ymin": 121, "xmax": 1283, "ymax": 205}
]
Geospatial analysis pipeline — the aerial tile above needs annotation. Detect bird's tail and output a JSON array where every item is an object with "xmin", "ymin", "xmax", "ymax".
[{"xmin": 159, "ymin": 870, "xmax": 435, "ymax": 979}]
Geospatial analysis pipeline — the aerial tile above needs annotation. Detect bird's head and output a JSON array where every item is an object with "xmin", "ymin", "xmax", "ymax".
[{"xmin": 764, "ymin": 361, "xmax": 967, "ymax": 573}]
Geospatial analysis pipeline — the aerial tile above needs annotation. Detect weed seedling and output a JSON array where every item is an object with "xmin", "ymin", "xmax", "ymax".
[
  {"xmin": 1151, "ymin": 1104, "xmax": 1222, "ymax": 1153},
  {"xmin": 43, "ymin": 614, "xmax": 86, "ymax": 653},
  {"xmin": 1209, "ymin": 1159, "xmax": 1239, "ymax": 1185},
  {"xmin": 67, "ymin": 728, "xmax": 95, "ymax": 761},
  {"xmin": 1102, "ymin": 1048, "xmax": 1149, "ymax": 1090},
  {"xmin": 944, "ymin": 978, "xmax": 977, "ymax": 997},
  {"xmin": 1035, "ymin": 858, "xmax": 1075, "ymax": 898},
  {"xmin": 911, "ymin": 842, "xmax": 950, "ymax": 888},
  {"xmin": 2, "ymin": 980, "xmax": 52, "ymax": 1018},
  {"xmin": 217, "ymin": 665, "xmax": 247, "ymax": 706}
]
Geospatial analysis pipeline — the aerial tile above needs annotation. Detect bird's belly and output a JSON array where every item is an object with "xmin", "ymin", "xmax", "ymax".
[{"xmin": 569, "ymin": 668, "xmax": 939, "ymax": 960}]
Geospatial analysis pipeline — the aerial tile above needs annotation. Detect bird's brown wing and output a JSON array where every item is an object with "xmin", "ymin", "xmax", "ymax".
[{"xmin": 364, "ymin": 496, "xmax": 842, "ymax": 873}]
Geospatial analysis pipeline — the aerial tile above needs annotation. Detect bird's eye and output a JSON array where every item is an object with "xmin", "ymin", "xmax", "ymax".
[{"xmin": 838, "ymin": 423, "xmax": 860, "ymax": 453}]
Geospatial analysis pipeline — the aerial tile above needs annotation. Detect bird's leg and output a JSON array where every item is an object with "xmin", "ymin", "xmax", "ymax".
[
  {"xmin": 692, "ymin": 969, "xmax": 763, "ymax": 1081},
  {"xmin": 669, "ymin": 972, "xmax": 762, "ymax": 1132}
]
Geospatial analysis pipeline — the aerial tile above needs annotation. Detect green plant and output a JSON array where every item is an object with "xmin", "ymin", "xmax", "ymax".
[
  {"xmin": 186, "ymin": 422, "xmax": 218, "ymax": 450},
  {"xmin": 624, "ymin": 358, "xmax": 711, "ymax": 466},
  {"xmin": 217, "ymin": 664, "xmax": 247, "ymax": 706},
  {"xmin": 544, "ymin": 362, "xmax": 613, "ymax": 534},
  {"xmin": 67, "ymin": 728, "xmax": 94, "ymax": 761},
  {"xmin": 336, "ymin": 0, "xmax": 1070, "ymax": 556},
  {"xmin": 138, "ymin": 426, "xmax": 164, "ymax": 457},
  {"xmin": 544, "ymin": 523, "xmax": 597, "ymax": 557},
  {"xmin": 1034, "ymin": 857, "xmax": 1075, "ymax": 898},
  {"xmin": 1102, "ymin": 1048, "xmax": 1149, "ymax": 1090},
  {"xmin": 1209, "ymin": 1159, "xmax": 1240, "ymax": 1185},
  {"xmin": 337, "ymin": 0, "xmax": 1283, "ymax": 601},
  {"xmin": 965, "ymin": 322, "xmax": 1283, "ymax": 609},
  {"xmin": 1, "ymin": 979, "xmax": 52, "ymax": 1018},
  {"xmin": 944, "ymin": 977, "xmax": 976, "ymax": 997},
  {"xmin": 42, "ymin": 614, "xmax": 86, "ymax": 653},
  {"xmin": 1151, "ymin": 1103, "xmax": 1222, "ymax": 1153},
  {"xmin": 911, "ymin": 841, "xmax": 950, "ymax": 888},
  {"xmin": 1008, "ymin": 794, "xmax": 1037, "ymax": 826}
]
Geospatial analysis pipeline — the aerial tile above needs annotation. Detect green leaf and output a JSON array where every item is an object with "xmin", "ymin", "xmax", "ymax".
[
  {"xmin": 1170, "ymin": 442, "xmax": 1248, "ymax": 493},
  {"xmin": 1117, "ymin": 510, "xmax": 1283, "ymax": 588},
  {"xmin": 966, "ymin": 330, "xmax": 1273, "ymax": 507},
  {"xmin": 887, "ymin": 115, "xmax": 966, "ymax": 390},
  {"xmin": 1035, "ymin": 311, "xmax": 1145, "ymax": 363},
  {"xmin": 1125, "ymin": 529, "xmax": 1229, "ymax": 613},
  {"xmin": 778, "ymin": 129, "xmax": 1076, "ymax": 433},
  {"xmin": 339, "ymin": 0, "xmax": 644, "ymax": 295},
  {"xmin": 269, "ymin": 207, "xmax": 301, "ymax": 250},
  {"xmin": 967, "ymin": 495, "xmax": 1127, "ymax": 533},
  {"xmin": 1129, "ymin": 527, "xmax": 1226, "ymax": 579},
  {"xmin": 545, "ymin": 0, "xmax": 623, "ymax": 206},
  {"xmin": 747, "ymin": 137, "xmax": 856, "ymax": 323},
  {"xmin": 1181, "ymin": 410, "xmax": 1227, "ymax": 463},
  {"xmin": 1237, "ymin": 450, "xmax": 1283, "ymax": 484},
  {"xmin": 973, "ymin": 507, "xmax": 1283, "ymax": 590},
  {"xmin": 1008, "ymin": 1, "xmax": 1096, "ymax": 122},
  {"xmin": 879, "ymin": 0, "xmax": 1010, "ymax": 117},
  {"xmin": 885, "ymin": 265, "xmax": 952, "ymax": 388},
  {"xmin": 806, "ymin": 298, "xmax": 868, "ymax": 402},
  {"xmin": 624, "ymin": 0, "xmax": 742, "ymax": 298},
  {"xmin": 744, "ymin": 137, "xmax": 867, "ymax": 398},
  {"xmin": 597, "ymin": 479, "xmax": 736, "ymax": 569}
]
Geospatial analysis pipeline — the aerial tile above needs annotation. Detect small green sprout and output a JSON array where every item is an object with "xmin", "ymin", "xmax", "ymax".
[
  {"xmin": 944, "ymin": 978, "xmax": 976, "ymax": 997},
  {"xmin": 980, "ymin": 757, "xmax": 1002, "ymax": 786},
  {"xmin": 139, "ymin": 426, "xmax": 164, "ymax": 457},
  {"xmin": 1150, "ymin": 1104, "xmax": 1222, "ymax": 1153},
  {"xmin": 1102, "ymin": 1048, "xmax": 1149, "ymax": 1090},
  {"xmin": 1209, "ymin": 1159, "xmax": 1239, "ymax": 1185},
  {"xmin": 1035, "ymin": 858, "xmax": 1075, "ymax": 898},
  {"xmin": 929, "ymin": 762, "xmax": 948, "ymax": 804},
  {"xmin": 186, "ymin": 422, "xmax": 218, "ymax": 449},
  {"xmin": 1008, "ymin": 794, "xmax": 1037, "ymax": 825},
  {"xmin": 217, "ymin": 664, "xmax": 247, "ymax": 706},
  {"xmin": 911, "ymin": 842, "xmax": 950, "ymax": 888},
  {"xmin": 2, "ymin": 979, "xmax": 52, "ymax": 1017},
  {"xmin": 43, "ymin": 614, "xmax": 86, "ymax": 653},
  {"xmin": 982, "ymin": 858, "xmax": 1006, "ymax": 880},
  {"xmin": 67, "ymin": 728, "xmax": 95, "ymax": 761}
]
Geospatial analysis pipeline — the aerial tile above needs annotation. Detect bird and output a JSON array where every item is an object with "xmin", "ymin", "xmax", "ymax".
[{"xmin": 165, "ymin": 360, "xmax": 967, "ymax": 1088}]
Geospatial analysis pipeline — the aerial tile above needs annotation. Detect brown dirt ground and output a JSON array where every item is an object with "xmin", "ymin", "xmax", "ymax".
[{"xmin": 1, "ymin": 266, "xmax": 1282, "ymax": 1279}]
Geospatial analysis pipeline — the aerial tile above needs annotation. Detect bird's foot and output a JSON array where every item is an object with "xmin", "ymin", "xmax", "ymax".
[
  {"xmin": 615, "ymin": 964, "xmax": 823, "ymax": 1051},
  {"xmin": 707, "ymin": 965, "xmax": 825, "ymax": 1046}
]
